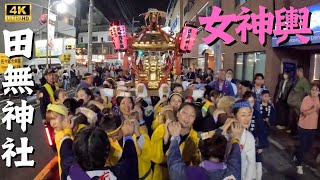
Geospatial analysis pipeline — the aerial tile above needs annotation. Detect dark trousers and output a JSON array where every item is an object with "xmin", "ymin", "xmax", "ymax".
[
  {"xmin": 69, "ymin": 77, "xmax": 77, "ymax": 87},
  {"xmin": 296, "ymin": 127, "xmax": 316, "ymax": 165},
  {"xmin": 288, "ymin": 107, "xmax": 299, "ymax": 134},
  {"xmin": 256, "ymin": 150, "xmax": 263, "ymax": 162},
  {"xmin": 275, "ymin": 100, "xmax": 290, "ymax": 126}
]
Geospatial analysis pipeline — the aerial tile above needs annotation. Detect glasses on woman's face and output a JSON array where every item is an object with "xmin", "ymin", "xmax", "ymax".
[{"xmin": 311, "ymin": 88, "xmax": 319, "ymax": 92}]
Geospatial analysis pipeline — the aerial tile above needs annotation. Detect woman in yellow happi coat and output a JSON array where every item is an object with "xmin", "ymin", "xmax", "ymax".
[
  {"xmin": 152, "ymin": 98, "xmax": 165, "ymax": 130},
  {"xmin": 46, "ymin": 104, "xmax": 87, "ymax": 179},
  {"xmin": 151, "ymin": 102, "xmax": 200, "ymax": 180},
  {"xmin": 152, "ymin": 93, "xmax": 184, "ymax": 131},
  {"xmin": 100, "ymin": 110, "xmax": 153, "ymax": 180}
]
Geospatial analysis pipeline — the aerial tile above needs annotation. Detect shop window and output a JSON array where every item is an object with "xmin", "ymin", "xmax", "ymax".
[
  {"xmin": 206, "ymin": 6, "xmax": 212, "ymax": 16},
  {"xmin": 184, "ymin": 0, "xmax": 196, "ymax": 15},
  {"xmin": 235, "ymin": 0, "xmax": 248, "ymax": 7},
  {"xmin": 235, "ymin": 52, "xmax": 266, "ymax": 81},
  {"xmin": 92, "ymin": 36, "xmax": 98, "ymax": 42},
  {"xmin": 235, "ymin": 53, "xmax": 244, "ymax": 81},
  {"xmin": 68, "ymin": 18, "xmax": 74, "ymax": 26},
  {"xmin": 311, "ymin": 54, "xmax": 320, "ymax": 80}
]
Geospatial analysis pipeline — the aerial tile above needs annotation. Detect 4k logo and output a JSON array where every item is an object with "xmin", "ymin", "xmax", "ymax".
[{"xmin": 5, "ymin": 4, "xmax": 32, "ymax": 22}]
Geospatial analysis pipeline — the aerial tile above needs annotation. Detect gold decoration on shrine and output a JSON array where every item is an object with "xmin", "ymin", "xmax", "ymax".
[{"xmin": 128, "ymin": 9, "xmax": 177, "ymax": 90}]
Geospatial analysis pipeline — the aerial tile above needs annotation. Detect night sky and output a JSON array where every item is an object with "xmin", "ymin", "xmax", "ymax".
[{"xmin": 92, "ymin": 0, "xmax": 171, "ymax": 25}]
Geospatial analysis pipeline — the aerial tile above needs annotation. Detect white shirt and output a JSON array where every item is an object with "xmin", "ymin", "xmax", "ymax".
[
  {"xmin": 67, "ymin": 169, "xmax": 117, "ymax": 180},
  {"xmin": 240, "ymin": 130, "xmax": 256, "ymax": 180},
  {"xmin": 32, "ymin": 72, "xmax": 41, "ymax": 85}
]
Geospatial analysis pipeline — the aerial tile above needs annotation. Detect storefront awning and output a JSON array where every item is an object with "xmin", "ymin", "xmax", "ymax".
[
  {"xmin": 76, "ymin": 44, "xmax": 87, "ymax": 48},
  {"xmin": 272, "ymin": 3, "xmax": 320, "ymax": 47}
]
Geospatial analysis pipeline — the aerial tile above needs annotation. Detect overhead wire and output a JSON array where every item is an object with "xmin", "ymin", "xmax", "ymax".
[
  {"xmin": 120, "ymin": 0, "xmax": 133, "ymax": 19},
  {"xmin": 115, "ymin": 0, "xmax": 132, "ymax": 25},
  {"xmin": 106, "ymin": 0, "xmax": 125, "ymax": 22},
  {"xmin": 79, "ymin": 0, "xmax": 110, "ymax": 24}
]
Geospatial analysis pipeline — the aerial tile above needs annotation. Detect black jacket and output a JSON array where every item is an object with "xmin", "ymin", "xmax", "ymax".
[
  {"xmin": 40, "ymin": 84, "xmax": 58, "ymax": 119},
  {"xmin": 276, "ymin": 79, "xmax": 293, "ymax": 101},
  {"xmin": 61, "ymin": 137, "xmax": 139, "ymax": 180}
]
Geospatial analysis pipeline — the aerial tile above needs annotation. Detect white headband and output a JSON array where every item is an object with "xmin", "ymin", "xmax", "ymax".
[{"xmin": 117, "ymin": 91, "xmax": 131, "ymax": 97}]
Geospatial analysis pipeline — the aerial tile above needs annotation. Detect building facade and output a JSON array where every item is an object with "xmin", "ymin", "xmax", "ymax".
[
  {"xmin": 169, "ymin": 0, "xmax": 217, "ymax": 71},
  {"xmin": 0, "ymin": 0, "xmax": 77, "ymax": 68},
  {"xmin": 169, "ymin": 0, "xmax": 320, "ymax": 97},
  {"xmin": 222, "ymin": 0, "xmax": 320, "ymax": 97},
  {"xmin": 75, "ymin": 9, "xmax": 123, "ymax": 66},
  {"xmin": 76, "ymin": 31, "xmax": 120, "ymax": 64}
]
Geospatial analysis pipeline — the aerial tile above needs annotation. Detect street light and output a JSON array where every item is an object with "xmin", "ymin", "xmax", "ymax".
[
  {"xmin": 64, "ymin": 0, "xmax": 75, "ymax": 5},
  {"xmin": 46, "ymin": 0, "xmax": 75, "ymax": 68},
  {"xmin": 56, "ymin": 2, "xmax": 67, "ymax": 14}
]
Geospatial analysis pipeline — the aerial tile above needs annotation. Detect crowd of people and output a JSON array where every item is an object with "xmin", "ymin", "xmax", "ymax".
[{"xmin": 37, "ymin": 64, "xmax": 320, "ymax": 180}]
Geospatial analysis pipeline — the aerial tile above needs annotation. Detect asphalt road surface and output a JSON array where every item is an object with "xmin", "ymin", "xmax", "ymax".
[
  {"xmin": 0, "ymin": 90, "xmax": 75, "ymax": 180},
  {"xmin": 0, "ymin": 91, "xmax": 319, "ymax": 179},
  {"xmin": 0, "ymin": 100, "xmax": 56, "ymax": 179}
]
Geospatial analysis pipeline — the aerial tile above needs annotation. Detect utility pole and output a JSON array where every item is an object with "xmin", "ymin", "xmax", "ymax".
[
  {"xmin": 179, "ymin": 0, "xmax": 183, "ymax": 30},
  {"xmin": 46, "ymin": 0, "xmax": 51, "ymax": 69},
  {"xmin": 88, "ymin": 0, "xmax": 93, "ymax": 73},
  {"xmin": 132, "ymin": 17, "xmax": 139, "ymax": 35},
  {"xmin": 175, "ymin": 0, "xmax": 184, "ymax": 75},
  {"xmin": 213, "ymin": 0, "xmax": 222, "ymax": 74}
]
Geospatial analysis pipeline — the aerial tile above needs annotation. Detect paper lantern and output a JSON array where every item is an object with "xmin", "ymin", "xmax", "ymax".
[
  {"xmin": 179, "ymin": 25, "xmax": 197, "ymax": 53},
  {"xmin": 109, "ymin": 26, "xmax": 120, "ymax": 51},
  {"xmin": 39, "ymin": 14, "xmax": 48, "ymax": 25},
  {"xmin": 118, "ymin": 25, "xmax": 128, "ymax": 51},
  {"xmin": 109, "ymin": 22, "xmax": 128, "ymax": 52}
]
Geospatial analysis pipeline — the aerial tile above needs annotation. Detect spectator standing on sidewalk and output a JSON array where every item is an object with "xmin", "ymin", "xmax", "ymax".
[
  {"xmin": 259, "ymin": 90, "xmax": 276, "ymax": 135},
  {"xmin": 208, "ymin": 69, "xmax": 235, "ymax": 97},
  {"xmin": 226, "ymin": 69, "xmax": 238, "ymax": 95},
  {"xmin": 252, "ymin": 73, "xmax": 268, "ymax": 102},
  {"xmin": 70, "ymin": 64, "xmax": 77, "ymax": 87},
  {"xmin": 32, "ymin": 69, "xmax": 42, "ymax": 90},
  {"xmin": 275, "ymin": 71, "xmax": 293, "ymax": 130},
  {"xmin": 32, "ymin": 69, "xmax": 42, "ymax": 103},
  {"xmin": 287, "ymin": 66, "xmax": 311, "ymax": 135},
  {"xmin": 226, "ymin": 69, "xmax": 237, "ymax": 85},
  {"xmin": 294, "ymin": 82, "xmax": 320, "ymax": 175},
  {"xmin": 62, "ymin": 69, "xmax": 69, "ymax": 90}
]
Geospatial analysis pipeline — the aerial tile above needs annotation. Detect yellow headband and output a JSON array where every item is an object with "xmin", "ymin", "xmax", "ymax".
[
  {"xmin": 47, "ymin": 104, "xmax": 69, "ymax": 116},
  {"xmin": 169, "ymin": 92, "xmax": 184, "ymax": 101},
  {"xmin": 107, "ymin": 122, "xmax": 123, "ymax": 135},
  {"xmin": 107, "ymin": 78, "xmax": 116, "ymax": 85}
]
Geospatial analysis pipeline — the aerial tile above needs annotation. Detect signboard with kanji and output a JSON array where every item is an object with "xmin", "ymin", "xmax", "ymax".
[
  {"xmin": 61, "ymin": 53, "xmax": 71, "ymax": 62},
  {"xmin": 0, "ymin": 53, "xmax": 22, "ymax": 74}
]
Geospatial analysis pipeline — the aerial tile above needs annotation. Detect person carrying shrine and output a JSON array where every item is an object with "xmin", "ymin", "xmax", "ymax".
[{"xmin": 151, "ymin": 102, "xmax": 200, "ymax": 180}]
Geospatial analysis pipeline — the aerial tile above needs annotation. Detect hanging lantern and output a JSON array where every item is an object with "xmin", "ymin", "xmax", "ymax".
[
  {"xmin": 109, "ymin": 20, "xmax": 128, "ymax": 52},
  {"xmin": 118, "ymin": 25, "xmax": 128, "ymax": 52},
  {"xmin": 109, "ymin": 25, "xmax": 120, "ymax": 51},
  {"xmin": 179, "ymin": 23, "xmax": 197, "ymax": 53}
]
